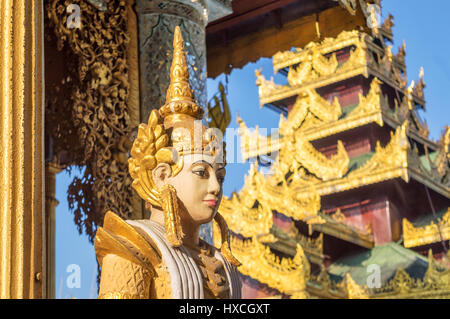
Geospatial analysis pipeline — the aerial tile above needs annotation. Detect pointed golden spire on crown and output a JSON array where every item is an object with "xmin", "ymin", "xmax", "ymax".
[{"xmin": 159, "ymin": 26, "xmax": 204, "ymax": 121}]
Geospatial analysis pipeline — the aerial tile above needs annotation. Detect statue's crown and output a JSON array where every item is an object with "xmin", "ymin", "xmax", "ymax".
[
  {"xmin": 159, "ymin": 26, "xmax": 204, "ymax": 125},
  {"xmin": 158, "ymin": 26, "xmax": 215, "ymax": 155},
  {"xmin": 129, "ymin": 26, "xmax": 223, "ymax": 207}
]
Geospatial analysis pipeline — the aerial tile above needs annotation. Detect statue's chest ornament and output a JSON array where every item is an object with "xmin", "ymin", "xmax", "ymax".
[{"xmin": 186, "ymin": 241, "xmax": 230, "ymax": 299}]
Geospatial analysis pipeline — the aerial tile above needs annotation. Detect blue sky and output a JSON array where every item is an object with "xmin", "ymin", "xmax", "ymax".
[{"xmin": 54, "ymin": 1, "xmax": 450, "ymax": 298}]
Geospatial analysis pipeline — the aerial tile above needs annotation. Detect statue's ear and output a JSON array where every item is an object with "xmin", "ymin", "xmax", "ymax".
[{"xmin": 152, "ymin": 163, "xmax": 173, "ymax": 189}]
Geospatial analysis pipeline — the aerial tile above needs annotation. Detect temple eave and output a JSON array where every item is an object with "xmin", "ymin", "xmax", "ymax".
[
  {"xmin": 403, "ymin": 208, "xmax": 450, "ymax": 248},
  {"xmin": 312, "ymin": 220, "xmax": 374, "ymax": 248},
  {"xmin": 240, "ymin": 110, "xmax": 437, "ymax": 161}
]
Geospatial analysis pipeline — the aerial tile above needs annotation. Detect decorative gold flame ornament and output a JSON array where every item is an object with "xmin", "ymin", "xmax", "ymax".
[{"xmin": 95, "ymin": 26, "xmax": 240, "ymax": 299}]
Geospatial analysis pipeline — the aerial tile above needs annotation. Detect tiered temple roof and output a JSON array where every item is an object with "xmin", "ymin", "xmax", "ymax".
[{"xmin": 217, "ymin": 12, "xmax": 450, "ymax": 298}]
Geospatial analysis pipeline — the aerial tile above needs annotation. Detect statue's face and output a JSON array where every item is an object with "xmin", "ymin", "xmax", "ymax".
[{"xmin": 161, "ymin": 153, "xmax": 225, "ymax": 225}]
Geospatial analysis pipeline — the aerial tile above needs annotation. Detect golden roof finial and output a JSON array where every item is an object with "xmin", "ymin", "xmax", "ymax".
[{"xmin": 159, "ymin": 26, "xmax": 204, "ymax": 121}]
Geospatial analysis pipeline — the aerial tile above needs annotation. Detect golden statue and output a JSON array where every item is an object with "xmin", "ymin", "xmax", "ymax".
[{"xmin": 94, "ymin": 26, "xmax": 241, "ymax": 299}]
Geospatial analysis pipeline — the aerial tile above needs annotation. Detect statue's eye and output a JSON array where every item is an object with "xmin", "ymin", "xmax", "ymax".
[
  {"xmin": 217, "ymin": 175, "xmax": 225, "ymax": 184},
  {"xmin": 193, "ymin": 168, "xmax": 207, "ymax": 177}
]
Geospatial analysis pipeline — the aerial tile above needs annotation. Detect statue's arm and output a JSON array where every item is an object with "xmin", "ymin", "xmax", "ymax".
[
  {"xmin": 94, "ymin": 212, "xmax": 162, "ymax": 299},
  {"xmin": 97, "ymin": 253, "xmax": 153, "ymax": 299}
]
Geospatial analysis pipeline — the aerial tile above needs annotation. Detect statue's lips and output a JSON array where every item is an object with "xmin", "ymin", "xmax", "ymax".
[{"xmin": 203, "ymin": 200, "xmax": 217, "ymax": 207}]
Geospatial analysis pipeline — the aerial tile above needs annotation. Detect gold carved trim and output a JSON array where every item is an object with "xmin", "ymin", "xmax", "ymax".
[
  {"xmin": 241, "ymin": 110, "xmax": 350, "ymax": 181},
  {"xmin": 218, "ymin": 193, "xmax": 273, "ymax": 239},
  {"xmin": 403, "ymin": 208, "xmax": 450, "ymax": 248},
  {"xmin": 283, "ymin": 132, "xmax": 349, "ymax": 181},
  {"xmin": 235, "ymin": 120, "xmax": 448, "ymax": 244},
  {"xmin": 309, "ymin": 249, "xmax": 450, "ymax": 299},
  {"xmin": 218, "ymin": 162, "xmax": 322, "ymax": 238},
  {"xmin": 278, "ymin": 88, "xmax": 342, "ymax": 137},
  {"xmin": 273, "ymin": 30, "xmax": 361, "ymax": 73},
  {"xmin": 261, "ymin": 29, "xmax": 407, "ymax": 107},
  {"xmin": 241, "ymin": 77, "xmax": 435, "ymax": 160},
  {"xmin": 289, "ymin": 122, "xmax": 449, "ymax": 198},
  {"xmin": 312, "ymin": 212, "xmax": 374, "ymax": 248},
  {"xmin": 307, "ymin": 266, "xmax": 347, "ymax": 299},
  {"xmin": 238, "ymin": 116, "xmax": 281, "ymax": 162},
  {"xmin": 291, "ymin": 123, "xmax": 410, "ymax": 196},
  {"xmin": 343, "ymin": 273, "xmax": 369, "ymax": 299},
  {"xmin": 347, "ymin": 251, "xmax": 450, "ymax": 299},
  {"xmin": 98, "ymin": 292, "xmax": 141, "ymax": 299},
  {"xmin": 229, "ymin": 235, "xmax": 310, "ymax": 298}
]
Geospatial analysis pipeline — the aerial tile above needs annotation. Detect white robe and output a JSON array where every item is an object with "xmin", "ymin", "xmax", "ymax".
[{"xmin": 127, "ymin": 219, "xmax": 242, "ymax": 299}]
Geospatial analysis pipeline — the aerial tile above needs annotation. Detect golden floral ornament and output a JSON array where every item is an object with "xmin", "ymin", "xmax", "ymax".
[{"xmin": 46, "ymin": 0, "xmax": 137, "ymax": 238}]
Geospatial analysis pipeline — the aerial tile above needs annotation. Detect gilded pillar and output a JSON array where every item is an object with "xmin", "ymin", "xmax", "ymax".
[
  {"xmin": 0, "ymin": 0, "xmax": 46, "ymax": 298},
  {"xmin": 44, "ymin": 162, "xmax": 62, "ymax": 299},
  {"xmin": 135, "ymin": 0, "xmax": 231, "ymax": 243}
]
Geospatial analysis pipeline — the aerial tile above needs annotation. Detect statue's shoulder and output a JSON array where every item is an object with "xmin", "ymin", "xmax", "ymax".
[{"xmin": 94, "ymin": 211, "xmax": 162, "ymax": 271}]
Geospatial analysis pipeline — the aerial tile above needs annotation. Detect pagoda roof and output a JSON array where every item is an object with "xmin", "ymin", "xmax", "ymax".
[
  {"xmin": 239, "ymin": 77, "xmax": 435, "ymax": 161},
  {"xmin": 266, "ymin": 224, "xmax": 324, "ymax": 265},
  {"xmin": 325, "ymin": 247, "xmax": 450, "ymax": 299},
  {"xmin": 311, "ymin": 210, "xmax": 374, "ymax": 248},
  {"xmin": 212, "ymin": 228, "xmax": 311, "ymax": 298},
  {"xmin": 221, "ymin": 122, "xmax": 449, "ymax": 250},
  {"xmin": 257, "ymin": 29, "xmax": 425, "ymax": 111},
  {"xmin": 240, "ymin": 119, "xmax": 448, "ymax": 198},
  {"xmin": 327, "ymin": 242, "xmax": 429, "ymax": 286},
  {"xmin": 403, "ymin": 207, "xmax": 450, "ymax": 248}
]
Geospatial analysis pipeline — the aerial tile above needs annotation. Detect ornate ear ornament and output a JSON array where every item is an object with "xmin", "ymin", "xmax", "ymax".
[
  {"xmin": 214, "ymin": 213, "xmax": 241, "ymax": 267},
  {"xmin": 159, "ymin": 184, "xmax": 184, "ymax": 247}
]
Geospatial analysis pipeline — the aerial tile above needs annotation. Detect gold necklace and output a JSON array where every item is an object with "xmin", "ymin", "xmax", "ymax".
[{"xmin": 184, "ymin": 241, "xmax": 230, "ymax": 298}]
